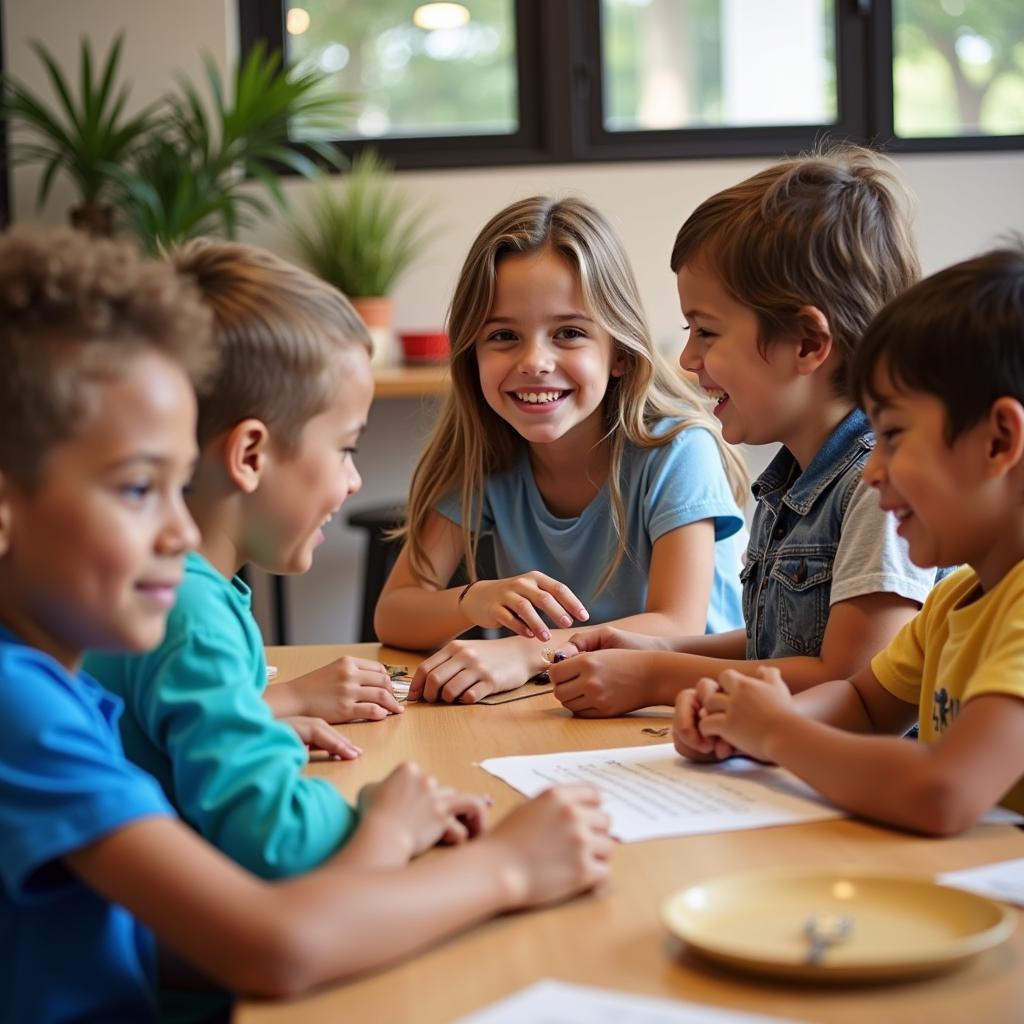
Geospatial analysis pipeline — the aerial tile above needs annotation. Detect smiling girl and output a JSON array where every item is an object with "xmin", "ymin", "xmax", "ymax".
[{"xmin": 375, "ymin": 196, "xmax": 748, "ymax": 702}]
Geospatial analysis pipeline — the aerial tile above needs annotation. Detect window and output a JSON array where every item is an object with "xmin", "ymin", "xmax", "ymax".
[
  {"xmin": 890, "ymin": 0, "xmax": 1024, "ymax": 139},
  {"xmin": 286, "ymin": 0, "xmax": 518, "ymax": 140},
  {"xmin": 238, "ymin": 0, "xmax": 1024, "ymax": 169},
  {"xmin": 601, "ymin": 0, "xmax": 837, "ymax": 132}
]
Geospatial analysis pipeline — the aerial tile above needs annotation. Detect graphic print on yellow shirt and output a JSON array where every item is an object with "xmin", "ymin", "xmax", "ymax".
[{"xmin": 872, "ymin": 561, "xmax": 1024, "ymax": 814}]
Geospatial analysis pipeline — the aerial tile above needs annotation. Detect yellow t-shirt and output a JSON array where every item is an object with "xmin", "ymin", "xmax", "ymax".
[{"xmin": 872, "ymin": 561, "xmax": 1024, "ymax": 814}]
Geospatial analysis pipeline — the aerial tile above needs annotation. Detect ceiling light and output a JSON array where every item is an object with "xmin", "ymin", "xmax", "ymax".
[
  {"xmin": 413, "ymin": 3, "xmax": 470, "ymax": 31},
  {"xmin": 287, "ymin": 7, "xmax": 311, "ymax": 35}
]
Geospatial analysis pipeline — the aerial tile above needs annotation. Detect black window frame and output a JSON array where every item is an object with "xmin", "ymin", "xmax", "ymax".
[
  {"xmin": 238, "ymin": 0, "xmax": 1024, "ymax": 171},
  {"xmin": 0, "ymin": 0, "xmax": 9, "ymax": 229}
]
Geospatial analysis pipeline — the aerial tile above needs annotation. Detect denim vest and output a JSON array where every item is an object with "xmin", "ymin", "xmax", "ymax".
[{"xmin": 743, "ymin": 409, "xmax": 873, "ymax": 660}]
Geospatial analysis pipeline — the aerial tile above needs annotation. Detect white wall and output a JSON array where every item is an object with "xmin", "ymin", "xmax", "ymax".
[{"xmin": 6, "ymin": 0, "xmax": 1024, "ymax": 643}]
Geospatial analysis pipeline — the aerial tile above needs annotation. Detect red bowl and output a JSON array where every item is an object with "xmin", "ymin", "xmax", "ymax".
[{"xmin": 399, "ymin": 330, "xmax": 450, "ymax": 365}]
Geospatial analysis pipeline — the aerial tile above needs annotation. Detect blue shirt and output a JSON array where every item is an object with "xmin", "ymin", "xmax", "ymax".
[
  {"xmin": 85, "ymin": 552, "xmax": 358, "ymax": 880},
  {"xmin": 0, "ymin": 626, "xmax": 173, "ymax": 1024},
  {"xmin": 743, "ymin": 409, "xmax": 943, "ymax": 659},
  {"xmin": 439, "ymin": 422, "xmax": 745, "ymax": 633}
]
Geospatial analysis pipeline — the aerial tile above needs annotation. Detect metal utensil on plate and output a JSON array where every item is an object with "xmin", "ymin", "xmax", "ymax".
[{"xmin": 804, "ymin": 912, "xmax": 853, "ymax": 964}]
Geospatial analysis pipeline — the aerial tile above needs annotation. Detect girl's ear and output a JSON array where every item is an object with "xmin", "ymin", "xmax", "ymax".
[
  {"xmin": 986, "ymin": 396, "xmax": 1024, "ymax": 476},
  {"xmin": 610, "ymin": 345, "xmax": 628, "ymax": 379},
  {"xmin": 793, "ymin": 305, "xmax": 834, "ymax": 375},
  {"xmin": 222, "ymin": 419, "xmax": 271, "ymax": 494}
]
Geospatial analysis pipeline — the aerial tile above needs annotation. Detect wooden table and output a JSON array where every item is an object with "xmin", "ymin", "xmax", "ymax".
[
  {"xmin": 238, "ymin": 644, "xmax": 1024, "ymax": 1024},
  {"xmin": 373, "ymin": 365, "xmax": 449, "ymax": 399}
]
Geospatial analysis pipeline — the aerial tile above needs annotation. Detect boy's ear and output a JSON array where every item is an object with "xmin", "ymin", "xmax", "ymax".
[
  {"xmin": 222, "ymin": 419, "xmax": 272, "ymax": 494},
  {"xmin": 792, "ymin": 306, "xmax": 834, "ymax": 375},
  {"xmin": 985, "ymin": 397, "xmax": 1024, "ymax": 476}
]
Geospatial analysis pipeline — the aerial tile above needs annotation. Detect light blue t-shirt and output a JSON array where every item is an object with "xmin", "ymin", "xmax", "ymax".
[
  {"xmin": 439, "ymin": 422, "xmax": 745, "ymax": 633},
  {"xmin": 85, "ymin": 551, "xmax": 358, "ymax": 881},
  {"xmin": 0, "ymin": 625, "xmax": 173, "ymax": 1024}
]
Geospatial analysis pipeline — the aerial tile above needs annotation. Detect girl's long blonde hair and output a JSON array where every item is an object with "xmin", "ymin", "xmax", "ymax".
[{"xmin": 401, "ymin": 196, "xmax": 748, "ymax": 590}]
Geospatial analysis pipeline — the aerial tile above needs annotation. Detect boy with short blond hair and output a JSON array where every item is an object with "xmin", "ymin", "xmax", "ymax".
[
  {"xmin": 674, "ymin": 247, "xmax": 1024, "ymax": 833},
  {"xmin": 0, "ymin": 226, "xmax": 610, "ymax": 1021},
  {"xmin": 85, "ymin": 239, "xmax": 404, "ymax": 880}
]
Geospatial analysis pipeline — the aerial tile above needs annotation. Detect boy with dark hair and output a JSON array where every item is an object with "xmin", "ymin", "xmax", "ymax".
[{"xmin": 674, "ymin": 247, "xmax": 1024, "ymax": 834}]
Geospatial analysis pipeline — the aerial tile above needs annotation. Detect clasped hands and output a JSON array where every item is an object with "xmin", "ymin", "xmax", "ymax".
[{"xmin": 672, "ymin": 666, "xmax": 794, "ymax": 763}]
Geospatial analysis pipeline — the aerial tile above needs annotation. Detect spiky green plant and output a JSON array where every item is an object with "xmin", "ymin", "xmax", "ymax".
[
  {"xmin": 0, "ymin": 34, "xmax": 159, "ymax": 232},
  {"xmin": 110, "ymin": 42, "xmax": 351, "ymax": 252},
  {"xmin": 290, "ymin": 150, "xmax": 433, "ymax": 298}
]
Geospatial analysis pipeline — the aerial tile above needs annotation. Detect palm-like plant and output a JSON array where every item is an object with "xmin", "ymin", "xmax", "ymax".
[
  {"xmin": 0, "ymin": 34, "xmax": 159, "ymax": 234},
  {"xmin": 111, "ymin": 42, "xmax": 351, "ymax": 252},
  {"xmin": 290, "ymin": 149, "xmax": 433, "ymax": 298},
  {"xmin": 107, "ymin": 138, "xmax": 239, "ymax": 253}
]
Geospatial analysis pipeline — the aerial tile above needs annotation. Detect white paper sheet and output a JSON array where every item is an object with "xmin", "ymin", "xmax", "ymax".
[
  {"xmin": 453, "ymin": 979, "xmax": 805, "ymax": 1024},
  {"xmin": 478, "ymin": 744, "xmax": 844, "ymax": 841},
  {"xmin": 939, "ymin": 856, "xmax": 1024, "ymax": 906}
]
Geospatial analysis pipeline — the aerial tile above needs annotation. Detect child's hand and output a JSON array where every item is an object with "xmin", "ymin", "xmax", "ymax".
[
  {"xmin": 283, "ymin": 716, "xmax": 362, "ymax": 760},
  {"xmin": 408, "ymin": 636, "xmax": 534, "ymax": 704},
  {"xmin": 272, "ymin": 657, "xmax": 404, "ymax": 723},
  {"xmin": 460, "ymin": 573, "xmax": 589, "ymax": 642},
  {"xmin": 483, "ymin": 785, "xmax": 612, "ymax": 908},
  {"xmin": 698, "ymin": 666, "xmax": 794, "ymax": 761},
  {"xmin": 358, "ymin": 763, "xmax": 491, "ymax": 858},
  {"xmin": 672, "ymin": 680, "xmax": 734, "ymax": 761},
  {"xmin": 548, "ymin": 649, "xmax": 660, "ymax": 717},
  {"xmin": 563, "ymin": 625, "xmax": 667, "ymax": 655}
]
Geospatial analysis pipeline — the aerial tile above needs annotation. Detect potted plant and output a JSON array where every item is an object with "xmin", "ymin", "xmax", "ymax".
[
  {"xmin": 109, "ymin": 43, "xmax": 349, "ymax": 253},
  {"xmin": 0, "ymin": 35, "xmax": 158, "ymax": 235},
  {"xmin": 288, "ymin": 149, "xmax": 433, "ymax": 364},
  {"xmin": 1, "ymin": 36, "xmax": 348, "ymax": 251}
]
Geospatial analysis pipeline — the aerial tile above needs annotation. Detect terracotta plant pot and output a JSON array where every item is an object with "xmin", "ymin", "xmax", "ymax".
[
  {"xmin": 398, "ymin": 330, "xmax": 450, "ymax": 365},
  {"xmin": 350, "ymin": 296, "xmax": 399, "ymax": 367}
]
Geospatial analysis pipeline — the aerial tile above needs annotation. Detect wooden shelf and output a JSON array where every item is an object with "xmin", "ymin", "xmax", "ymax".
[{"xmin": 373, "ymin": 364, "xmax": 449, "ymax": 399}]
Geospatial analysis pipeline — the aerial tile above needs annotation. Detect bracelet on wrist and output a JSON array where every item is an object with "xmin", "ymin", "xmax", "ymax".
[{"xmin": 457, "ymin": 580, "xmax": 478, "ymax": 604}]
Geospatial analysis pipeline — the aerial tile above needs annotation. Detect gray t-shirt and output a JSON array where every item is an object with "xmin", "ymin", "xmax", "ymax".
[{"xmin": 831, "ymin": 479, "xmax": 940, "ymax": 606}]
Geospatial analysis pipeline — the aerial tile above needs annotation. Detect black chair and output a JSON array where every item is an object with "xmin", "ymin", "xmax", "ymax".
[{"xmin": 347, "ymin": 503, "xmax": 496, "ymax": 643}]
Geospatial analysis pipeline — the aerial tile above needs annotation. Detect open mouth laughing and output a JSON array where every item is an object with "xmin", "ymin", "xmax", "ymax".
[
  {"xmin": 508, "ymin": 388, "xmax": 570, "ymax": 410},
  {"xmin": 703, "ymin": 385, "xmax": 729, "ymax": 411}
]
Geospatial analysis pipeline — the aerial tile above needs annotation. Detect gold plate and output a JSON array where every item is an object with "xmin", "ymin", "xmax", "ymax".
[{"xmin": 662, "ymin": 867, "xmax": 1016, "ymax": 982}]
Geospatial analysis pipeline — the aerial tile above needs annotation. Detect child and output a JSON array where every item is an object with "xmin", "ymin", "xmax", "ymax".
[
  {"xmin": 549, "ymin": 146, "xmax": 943, "ymax": 717},
  {"xmin": 0, "ymin": 226, "xmax": 610, "ymax": 1022},
  {"xmin": 673, "ymin": 247, "xmax": 1024, "ymax": 833},
  {"xmin": 83, "ymin": 239, "xmax": 404, "ymax": 881},
  {"xmin": 376, "ymin": 195, "xmax": 750, "ymax": 703}
]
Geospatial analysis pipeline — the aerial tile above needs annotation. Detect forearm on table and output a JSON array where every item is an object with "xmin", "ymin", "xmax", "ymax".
[
  {"xmin": 374, "ymin": 585, "xmax": 474, "ymax": 649},
  {"xmin": 594, "ymin": 609, "xmax": 707, "ymax": 639},
  {"xmin": 636, "ymin": 650, "xmax": 844, "ymax": 706},
  {"xmin": 760, "ymin": 714, "xmax": 964, "ymax": 835},
  {"xmin": 672, "ymin": 628, "xmax": 747, "ymax": 658},
  {"xmin": 262, "ymin": 678, "xmax": 304, "ymax": 718},
  {"xmin": 265, "ymin": 841, "xmax": 514, "ymax": 994},
  {"xmin": 333, "ymin": 811, "xmax": 415, "ymax": 871}
]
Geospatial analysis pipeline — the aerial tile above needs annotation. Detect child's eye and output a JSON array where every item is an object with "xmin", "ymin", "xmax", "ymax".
[
  {"xmin": 878, "ymin": 427, "xmax": 903, "ymax": 446},
  {"xmin": 485, "ymin": 330, "xmax": 517, "ymax": 344},
  {"xmin": 341, "ymin": 447, "xmax": 359, "ymax": 458},
  {"xmin": 554, "ymin": 326, "xmax": 586, "ymax": 341},
  {"xmin": 683, "ymin": 323, "xmax": 716, "ymax": 342},
  {"xmin": 119, "ymin": 480, "xmax": 154, "ymax": 502}
]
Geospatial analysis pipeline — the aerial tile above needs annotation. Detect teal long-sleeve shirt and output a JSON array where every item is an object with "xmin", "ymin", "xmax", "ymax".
[{"xmin": 85, "ymin": 552, "xmax": 357, "ymax": 879}]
